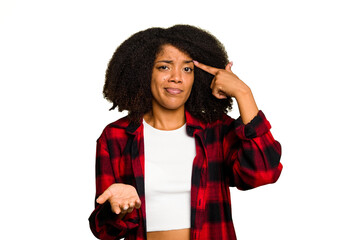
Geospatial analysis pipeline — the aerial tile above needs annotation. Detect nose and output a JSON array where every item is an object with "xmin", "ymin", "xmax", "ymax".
[{"xmin": 169, "ymin": 69, "xmax": 182, "ymax": 83}]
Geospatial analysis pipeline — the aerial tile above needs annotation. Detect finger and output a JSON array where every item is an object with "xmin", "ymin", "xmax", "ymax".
[
  {"xmin": 96, "ymin": 189, "xmax": 112, "ymax": 204},
  {"xmin": 225, "ymin": 61, "xmax": 233, "ymax": 72},
  {"xmin": 134, "ymin": 199, "xmax": 141, "ymax": 209},
  {"xmin": 193, "ymin": 60, "xmax": 220, "ymax": 75},
  {"xmin": 121, "ymin": 203, "xmax": 129, "ymax": 211},
  {"xmin": 218, "ymin": 92, "xmax": 228, "ymax": 99},
  {"xmin": 213, "ymin": 92, "xmax": 227, "ymax": 99},
  {"xmin": 128, "ymin": 202, "xmax": 135, "ymax": 209},
  {"xmin": 210, "ymin": 78, "xmax": 216, "ymax": 90},
  {"xmin": 212, "ymin": 87, "xmax": 227, "ymax": 99},
  {"xmin": 124, "ymin": 202, "xmax": 134, "ymax": 213},
  {"xmin": 111, "ymin": 202, "xmax": 121, "ymax": 214},
  {"xmin": 127, "ymin": 206, "xmax": 135, "ymax": 213}
]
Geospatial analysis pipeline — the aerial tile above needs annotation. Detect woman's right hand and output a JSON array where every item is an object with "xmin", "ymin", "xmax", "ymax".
[{"xmin": 96, "ymin": 183, "xmax": 141, "ymax": 216}]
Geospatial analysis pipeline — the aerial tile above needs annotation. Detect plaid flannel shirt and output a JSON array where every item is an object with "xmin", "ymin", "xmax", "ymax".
[{"xmin": 89, "ymin": 110, "xmax": 282, "ymax": 240}]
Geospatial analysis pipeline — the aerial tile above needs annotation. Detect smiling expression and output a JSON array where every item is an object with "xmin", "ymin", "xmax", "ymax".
[{"xmin": 150, "ymin": 44, "xmax": 194, "ymax": 113}]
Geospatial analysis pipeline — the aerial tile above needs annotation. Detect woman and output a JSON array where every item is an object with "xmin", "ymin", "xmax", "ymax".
[{"xmin": 89, "ymin": 25, "xmax": 282, "ymax": 240}]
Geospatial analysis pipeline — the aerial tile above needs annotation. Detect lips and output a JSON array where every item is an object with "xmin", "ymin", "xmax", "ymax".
[{"xmin": 165, "ymin": 88, "xmax": 183, "ymax": 95}]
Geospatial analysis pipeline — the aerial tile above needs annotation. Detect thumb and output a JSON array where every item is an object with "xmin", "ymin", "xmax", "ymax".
[
  {"xmin": 96, "ymin": 189, "xmax": 112, "ymax": 204},
  {"xmin": 225, "ymin": 61, "xmax": 233, "ymax": 72}
]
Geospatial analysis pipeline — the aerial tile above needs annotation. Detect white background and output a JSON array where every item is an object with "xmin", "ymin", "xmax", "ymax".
[{"xmin": 1, "ymin": 0, "xmax": 359, "ymax": 239}]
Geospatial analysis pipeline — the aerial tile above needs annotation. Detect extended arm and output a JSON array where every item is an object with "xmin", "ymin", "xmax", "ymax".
[{"xmin": 89, "ymin": 133, "xmax": 140, "ymax": 239}]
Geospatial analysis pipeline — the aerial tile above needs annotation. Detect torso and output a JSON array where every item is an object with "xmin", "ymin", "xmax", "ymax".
[
  {"xmin": 143, "ymin": 113, "xmax": 193, "ymax": 240},
  {"xmin": 147, "ymin": 228, "xmax": 191, "ymax": 240}
]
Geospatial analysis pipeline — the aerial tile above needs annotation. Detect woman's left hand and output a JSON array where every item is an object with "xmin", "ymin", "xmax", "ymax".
[
  {"xmin": 193, "ymin": 60, "xmax": 251, "ymax": 100},
  {"xmin": 193, "ymin": 60, "xmax": 259, "ymax": 124}
]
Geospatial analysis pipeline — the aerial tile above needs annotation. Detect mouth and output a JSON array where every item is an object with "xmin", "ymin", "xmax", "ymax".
[{"xmin": 165, "ymin": 88, "xmax": 183, "ymax": 95}]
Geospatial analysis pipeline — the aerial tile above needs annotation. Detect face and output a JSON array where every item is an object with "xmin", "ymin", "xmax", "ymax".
[{"xmin": 150, "ymin": 44, "xmax": 194, "ymax": 113}]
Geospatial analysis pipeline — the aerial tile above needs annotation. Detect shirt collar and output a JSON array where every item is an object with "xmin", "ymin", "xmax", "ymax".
[
  {"xmin": 125, "ymin": 121, "xmax": 142, "ymax": 135},
  {"xmin": 124, "ymin": 110, "xmax": 206, "ymax": 136},
  {"xmin": 185, "ymin": 110, "xmax": 205, "ymax": 130}
]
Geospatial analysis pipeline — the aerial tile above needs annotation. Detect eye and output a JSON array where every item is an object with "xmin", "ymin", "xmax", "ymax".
[
  {"xmin": 157, "ymin": 65, "xmax": 169, "ymax": 70},
  {"xmin": 184, "ymin": 67, "xmax": 193, "ymax": 73}
]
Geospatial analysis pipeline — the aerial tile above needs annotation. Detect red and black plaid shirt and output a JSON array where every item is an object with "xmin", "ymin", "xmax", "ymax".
[{"xmin": 89, "ymin": 110, "xmax": 282, "ymax": 240}]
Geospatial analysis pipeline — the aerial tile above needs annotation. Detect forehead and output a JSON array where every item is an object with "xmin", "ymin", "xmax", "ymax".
[{"xmin": 156, "ymin": 44, "xmax": 191, "ymax": 60}]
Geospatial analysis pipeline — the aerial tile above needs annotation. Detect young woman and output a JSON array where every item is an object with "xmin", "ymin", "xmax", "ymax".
[{"xmin": 89, "ymin": 25, "xmax": 282, "ymax": 240}]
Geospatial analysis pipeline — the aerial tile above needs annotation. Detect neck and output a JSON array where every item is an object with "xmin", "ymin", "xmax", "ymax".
[{"xmin": 144, "ymin": 105, "xmax": 186, "ymax": 131}]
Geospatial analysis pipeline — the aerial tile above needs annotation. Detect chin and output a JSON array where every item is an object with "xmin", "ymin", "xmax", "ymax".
[
  {"xmin": 160, "ymin": 101, "xmax": 186, "ymax": 111},
  {"xmin": 164, "ymin": 105, "xmax": 184, "ymax": 111},
  {"xmin": 152, "ymin": 97, "xmax": 188, "ymax": 112}
]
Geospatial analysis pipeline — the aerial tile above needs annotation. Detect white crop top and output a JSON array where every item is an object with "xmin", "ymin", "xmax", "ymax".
[{"xmin": 143, "ymin": 120, "xmax": 196, "ymax": 232}]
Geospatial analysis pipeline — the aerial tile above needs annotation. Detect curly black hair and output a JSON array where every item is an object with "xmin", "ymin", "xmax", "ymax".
[{"xmin": 103, "ymin": 24, "xmax": 232, "ymax": 123}]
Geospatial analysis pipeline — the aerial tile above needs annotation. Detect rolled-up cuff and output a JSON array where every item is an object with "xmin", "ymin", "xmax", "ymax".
[
  {"xmin": 233, "ymin": 110, "xmax": 271, "ymax": 139},
  {"xmin": 89, "ymin": 201, "xmax": 139, "ymax": 239}
]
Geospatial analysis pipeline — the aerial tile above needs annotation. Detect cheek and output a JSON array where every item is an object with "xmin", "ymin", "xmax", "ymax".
[
  {"xmin": 150, "ymin": 78, "xmax": 159, "ymax": 96},
  {"xmin": 151, "ymin": 74, "xmax": 164, "ymax": 87},
  {"xmin": 187, "ymin": 77, "xmax": 195, "ymax": 92},
  {"xmin": 153, "ymin": 73, "xmax": 169, "ymax": 84}
]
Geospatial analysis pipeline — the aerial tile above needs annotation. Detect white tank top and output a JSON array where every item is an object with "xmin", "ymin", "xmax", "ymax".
[{"xmin": 143, "ymin": 120, "xmax": 196, "ymax": 232}]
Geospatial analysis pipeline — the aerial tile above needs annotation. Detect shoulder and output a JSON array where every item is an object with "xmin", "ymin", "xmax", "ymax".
[
  {"xmin": 206, "ymin": 113, "xmax": 235, "ymax": 129},
  {"xmin": 186, "ymin": 110, "xmax": 235, "ymax": 129},
  {"xmin": 106, "ymin": 115, "xmax": 132, "ymax": 129},
  {"xmin": 186, "ymin": 112, "xmax": 236, "ymax": 138},
  {"xmin": 98, "ymin": 115, "xmax": 132, "ymax": 142}
]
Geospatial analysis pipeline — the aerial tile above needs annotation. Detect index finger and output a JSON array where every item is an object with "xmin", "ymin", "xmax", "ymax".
[{"xmin": 193, "ymin": 61, "xmax": 220, "ymax": 75}]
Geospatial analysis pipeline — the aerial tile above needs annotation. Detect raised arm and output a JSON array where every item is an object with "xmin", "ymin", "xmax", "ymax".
[{"xmin": 194, "ymin": 60, "xmax": 282, "ymax": 190}]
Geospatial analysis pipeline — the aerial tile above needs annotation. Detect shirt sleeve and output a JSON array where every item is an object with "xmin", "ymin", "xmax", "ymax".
[
  {"xmin": 89, "ymin": 132, "xmax": 139, "ymax": 240},
  {"xmin": 223, "ymin": 110, "xmax": 283, "ymax": 190}
]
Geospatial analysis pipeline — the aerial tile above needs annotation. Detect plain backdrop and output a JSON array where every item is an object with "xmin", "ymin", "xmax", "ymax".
[{"xmin": 1, "ymin": 0, "xmax": 359, "ymax": 239}]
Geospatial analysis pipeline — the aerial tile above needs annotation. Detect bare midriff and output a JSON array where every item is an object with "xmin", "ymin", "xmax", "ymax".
[{"xmin": 147, "ymin": 228, "xmax": 191, "ymax": 240}]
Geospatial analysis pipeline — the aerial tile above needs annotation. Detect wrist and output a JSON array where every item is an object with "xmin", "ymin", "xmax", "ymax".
[
  {"xmin": 234, "ymin": 90, "xmax": 259, "ymax": 124},
  {"xmin": 233, "ymin": 87, "xmax": 252, "ymax": 100}
]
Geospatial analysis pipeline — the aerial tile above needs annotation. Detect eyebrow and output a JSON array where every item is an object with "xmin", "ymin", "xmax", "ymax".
[{"xmin": 155, "ymin": 60, "xmax": 194, "ymax": 64}]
